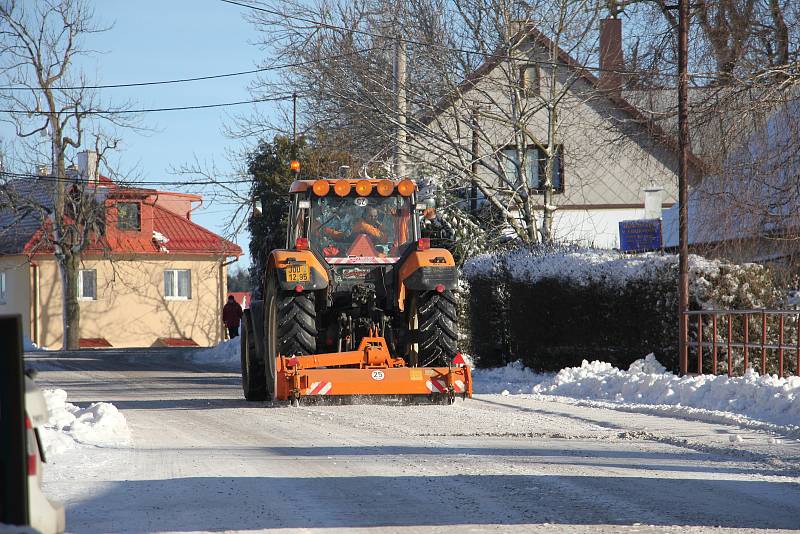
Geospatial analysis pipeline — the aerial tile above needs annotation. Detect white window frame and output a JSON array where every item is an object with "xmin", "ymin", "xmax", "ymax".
[
  {"xmin": 117, "ymin": 202, "xmax": 141, "ymax": 231},
  {"xmin": 519, "ymin": 64, "xmax": 540, "ymax": 97},
  {"xmin": 500, "ymin": 145, "xmax": 564, "ymax": 193},
  {"xmin": 164, "ymin": 269, "xmax": 192, "ymax": 300},
  {"xmin": 0, "ymin": 272, "xmax": 6, "ymax": 304},
  {"xmin": 77, "ymin": 269, "xmax": 97, "ymax": 301}
]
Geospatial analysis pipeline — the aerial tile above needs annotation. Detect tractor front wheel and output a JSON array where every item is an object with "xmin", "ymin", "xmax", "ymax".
[
  {"xmin": 264, "ymin": 277, "xmax": 317, "ymax": 400},
  {"xmin": 411, "ymin": 289, "xmax": 458, "ymax": 367},
  {"xmin": 240, "ymin": 310, "xmax": 266, "ymax": 401}
]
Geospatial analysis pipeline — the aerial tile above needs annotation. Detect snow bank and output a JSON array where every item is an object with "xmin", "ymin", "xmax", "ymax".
[
  {"xmin": 477, "ymin": 355, "xmax": 800, "ymax": 432},
  {"xmin": 472, "ymin": 361, "xmax": 551, "ymax": 394},
  {"xmin": 191, "ymin": 338, "xmax": 240, "ymax": 369},
  {"xmin": 40, "ymin": 389, "xmax": 131, "ymax": 456},
  {"xmin": 23, "ymin": 335, "xmax": 49, "ymax": 351}
]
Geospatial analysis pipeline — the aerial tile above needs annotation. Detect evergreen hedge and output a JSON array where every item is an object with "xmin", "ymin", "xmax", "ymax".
[{"xmin": 463, "ymin": 247, "xmax": 783, "ymax": 372}]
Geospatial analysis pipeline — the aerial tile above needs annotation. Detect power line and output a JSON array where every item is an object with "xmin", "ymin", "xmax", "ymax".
[
  {"xmin": 1, "ymin": 170, "xmax": 252, "ymax": 187},
  {"xmin": 0, "ymin": 94, "xmax": 296, "ymax": 115},
  {"xmin": 217, "ymin": 0, "xmax": 723, "ymax": 81},
  {"xmin": 0, "ymin": 47, "xmax": 388, "ymax": 91}
]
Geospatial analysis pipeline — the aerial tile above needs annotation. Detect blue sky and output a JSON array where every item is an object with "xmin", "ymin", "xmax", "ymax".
[{"xmin": 87, "ymin": 0, "xmax": 274, "ymax": 269}]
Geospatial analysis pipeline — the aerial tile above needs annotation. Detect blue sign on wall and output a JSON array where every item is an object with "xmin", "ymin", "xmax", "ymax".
[{"xmin": 619, "ymin": 219, "xmax": 662, "ymax": 252}]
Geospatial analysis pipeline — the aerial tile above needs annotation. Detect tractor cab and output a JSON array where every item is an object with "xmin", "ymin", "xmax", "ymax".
[{"xmin": 287, "ymin": 178, "xmax": 419, "ymax": 264}]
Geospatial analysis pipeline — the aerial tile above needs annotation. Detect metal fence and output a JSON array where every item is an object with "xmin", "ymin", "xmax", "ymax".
[{"xmin": 682, "ymin": 310, "xmax": 800, "ymax": 377}]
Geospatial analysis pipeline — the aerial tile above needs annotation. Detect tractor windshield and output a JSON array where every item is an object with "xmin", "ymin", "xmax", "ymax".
[{"xmin": 311, "ymin": 194, "xmax": 414, "ymax": 261}]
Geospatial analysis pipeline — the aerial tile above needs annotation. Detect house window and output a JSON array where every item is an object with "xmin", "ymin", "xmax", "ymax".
[
  {"xmin": 501, "ymin": 145, "xmax": 564, "ymax": 193},
  {"xmin": 117, "ymin": 202, "xmax": 141, "ymax": 231},
  {"xmin": 164, "ymin": 269, "xmax": 192, "ymax": 299},
  {"xmin": 0, "ymin": 272, "xmax": 6, "ymax": 304},
  {"xmin": 519, "ymin": 64, "xmax": 540, "ymax": 96},
  {"xmin": 78, "ymin": 269, "xmax": 97, "ymax": 300}
]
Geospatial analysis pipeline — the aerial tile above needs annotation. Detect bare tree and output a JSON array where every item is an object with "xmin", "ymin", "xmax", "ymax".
[
  {"xmin": 0, "ymin": 0, "xmax": 136, "ymax": 349},
  {"xmin": 241, "ymin": 0, "xmax": 612, "ymax": 244},
  {"xmin": 618, "ymin": 0, "xmax": 800, "ymax": 276}
]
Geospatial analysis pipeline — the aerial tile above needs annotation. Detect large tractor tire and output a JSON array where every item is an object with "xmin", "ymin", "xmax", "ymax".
[
  {"xmin": 240, "ymin": 309, "xmax": 266, "ymax": 401},
  {"xmin": 264, "ymin": 276, "xmax": 317, "ymax": 400},
  {"xmin": 413, "ymin": 289, "xmax": 458, "ymax": 367}
]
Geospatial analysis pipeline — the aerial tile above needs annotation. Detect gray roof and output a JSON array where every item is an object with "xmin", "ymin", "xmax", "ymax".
[{"xmin": 0, "ymin": 178, "xmax": 55, "ymax": 254}]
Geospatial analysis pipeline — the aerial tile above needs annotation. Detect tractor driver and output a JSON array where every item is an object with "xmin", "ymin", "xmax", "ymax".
[{"xmin": 352, "ymin": 206, "xmax": 388, "ymax": 243}]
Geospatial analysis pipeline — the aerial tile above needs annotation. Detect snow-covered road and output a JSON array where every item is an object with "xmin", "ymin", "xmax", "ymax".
[{"xmin": 28, "ymin": 348, "xmax": 800, "ymax": 533}]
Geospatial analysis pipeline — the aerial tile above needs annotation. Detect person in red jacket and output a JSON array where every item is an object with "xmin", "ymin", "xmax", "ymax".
[{"xmin": 222, "ymin": 295, "xmax": 243, "ymax": 339}]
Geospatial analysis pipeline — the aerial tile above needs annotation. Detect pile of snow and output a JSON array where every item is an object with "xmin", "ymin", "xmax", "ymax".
[
  {"xmin": 191, "ymin": 338, "xmax": 240, "ymax": 369},
  {"xmin": 40, "ymin": 389, "xmax": 131, "ymax": 456},
  {"xmin": 152, "ymin": 230, "xmax": 170, "ymax": 253},
  {"xmin": 472, "ymin": 361, "xmax": 550, "ymax": 395},
  {"xmin": 477, "ymin": 355, "xmax": 800, "ymax": 431},
  {"xmin": 23, "ymin": 336, "xmax": 49, "ymax": 351}
]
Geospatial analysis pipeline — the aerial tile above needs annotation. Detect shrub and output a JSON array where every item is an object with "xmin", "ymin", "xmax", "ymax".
[{"xmin": 463, "ymin": 247, "xmax": 782, "ymax": 371}]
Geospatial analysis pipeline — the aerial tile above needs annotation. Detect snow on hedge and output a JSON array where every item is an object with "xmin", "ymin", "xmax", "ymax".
[
  {"xmin": 40, "ymin": 389, "xmax": 131, "ymax": 456},
  {"xmin": 465, "ymin": 248, "xmax": 721, "ymax": 287},
  {"xmin": 463, "ymin": 247, "xmax": 781, "ymax": 309},
  {"xmin": 475, "ymin": 355, "xmax": 800, "ymax": 433},
  {"xmin": 191, "ymin": 338, "xmax": 240, "ymax": 369}
]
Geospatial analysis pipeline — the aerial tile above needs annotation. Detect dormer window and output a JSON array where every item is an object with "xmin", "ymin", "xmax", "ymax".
[
  {"xmin": 118, "ymin": 202, "xmax": 141, "ymax": 231},
  {"xmin": 519, "ymin": 64, "xmax": 540, "ymax": 97}
]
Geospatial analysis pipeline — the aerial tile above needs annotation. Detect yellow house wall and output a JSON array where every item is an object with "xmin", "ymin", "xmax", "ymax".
[
  {"xmin": 0, "ymin": 255, "xmax": 32, "ymax": 341},
  {"xmin": 35, "ymin": 255, "xmax": 227, "ymax": 349}
]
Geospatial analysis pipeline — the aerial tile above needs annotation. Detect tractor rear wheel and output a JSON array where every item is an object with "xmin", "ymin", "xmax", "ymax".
[
  {"xmin": 240, "ymin": 310, "xmax": 266, "ymax": 401},
  {"xmin": 415, "ymin": 289, "xmax": 458, "ymax": 367},
  {"xmin": 264, "ymin": 277, "xmax": 317, "ymax": 400}
]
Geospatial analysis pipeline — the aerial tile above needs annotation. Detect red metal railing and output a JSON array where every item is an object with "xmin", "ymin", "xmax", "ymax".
[{"xmin": 682, "ymin": 309, "xmax": 800, "ymax": 377}]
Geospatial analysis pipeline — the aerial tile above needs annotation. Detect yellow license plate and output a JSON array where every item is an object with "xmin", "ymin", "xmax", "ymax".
[{"xmin": 286, "ymin": 264, "xmax": 310, "ymax": 282}]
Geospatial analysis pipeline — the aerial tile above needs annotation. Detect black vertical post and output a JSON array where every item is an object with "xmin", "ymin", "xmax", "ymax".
[
  {"xmin": 292, "ymin": 92, "xmax": 297, "ymax": 157},
  {"xmin": 0, "ymin": 315, "xmax": 30, "ymax": 526},
  {"xmin": 677, "ymin": 0, "xmax": 690, "ymax": 375},
  {"xmin": 471, "ymin": 109, "xmax": 479, "ymax": 213}
]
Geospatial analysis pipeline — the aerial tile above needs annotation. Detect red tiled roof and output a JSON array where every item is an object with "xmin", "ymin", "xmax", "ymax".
[
  {"xmin": 80, "ymin": 338, "xmax": 113, "ymax": 348},
  {"xmin": 152, "ymin": 205, "xmax": 241, "ymax": 256},
  {"xmin": 23, "ymin": 197, "xmax": 242, "ymax": 257},
  {"xmin": 157, "ymin": 337, "xmax": 200, "ymax": 347}
]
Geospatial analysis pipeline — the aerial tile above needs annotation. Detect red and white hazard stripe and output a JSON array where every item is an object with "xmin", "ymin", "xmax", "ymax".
[
  {"xmin": 326, "ymin": 257, "xmax": 399, "ymax": 265},
  {"xmin": 426, "ymin": 379, "xmax": 466, "ymax": 393},
  {"xmin": 306, "ymin": 381, "xmax": 333, "ymax": 395}
]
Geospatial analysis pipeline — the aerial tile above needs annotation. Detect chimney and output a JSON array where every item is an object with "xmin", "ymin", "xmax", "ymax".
[
  {"xmin": 644, "ymin": 185, "xmax": 664, "ymax": 220},
  {"xmin": 599, "ymin": 18, "xmax": 624, "ymax": 97},
  {"xmin": 77, "ymin": 150, "xmax": 98, "ymax": 184}
]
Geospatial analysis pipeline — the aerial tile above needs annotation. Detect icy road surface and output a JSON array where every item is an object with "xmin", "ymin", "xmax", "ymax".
[{"xmin": 28, "ymin": 348, "xmax": 800, "ymax": 533}]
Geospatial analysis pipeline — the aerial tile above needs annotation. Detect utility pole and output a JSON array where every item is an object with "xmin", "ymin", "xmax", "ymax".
[
  {"xmin": 470, "ymin": 108, "xmax": 479, "ymax": 213},
  {"xmin": 290, "ymin": 92, "xmax": 300, "ymax": 175},
  {"xmin": 394, "ymin": 34, "xmax": 407, "ymax": 179},
  {"xmin": 292, "ymin": 91, "xmax": 297, "ymax": 149},
  {"xmin": 677, "ymin": 0, "xmax": 690, "ymax": 375}
]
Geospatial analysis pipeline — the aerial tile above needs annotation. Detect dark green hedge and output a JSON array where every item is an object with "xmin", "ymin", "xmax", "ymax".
[{"xmin": 464, "ymin": 249, "xmax": 782, "ymax": 372}]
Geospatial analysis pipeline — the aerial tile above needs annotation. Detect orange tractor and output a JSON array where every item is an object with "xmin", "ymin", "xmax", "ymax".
[{"xmin": 240, "ymin": 177, "xmax": 471, "ymax": 405}]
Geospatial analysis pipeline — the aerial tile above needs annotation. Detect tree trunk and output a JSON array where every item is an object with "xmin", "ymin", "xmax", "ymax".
[{"xmin": 61, "ymin": 252, "xmax": 81, "ymax": 350}]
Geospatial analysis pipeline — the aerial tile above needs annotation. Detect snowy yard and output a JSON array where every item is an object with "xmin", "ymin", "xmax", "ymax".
[{"xmin": 24, "ymin": 345, "xmax": 800, "ymax": 533}]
